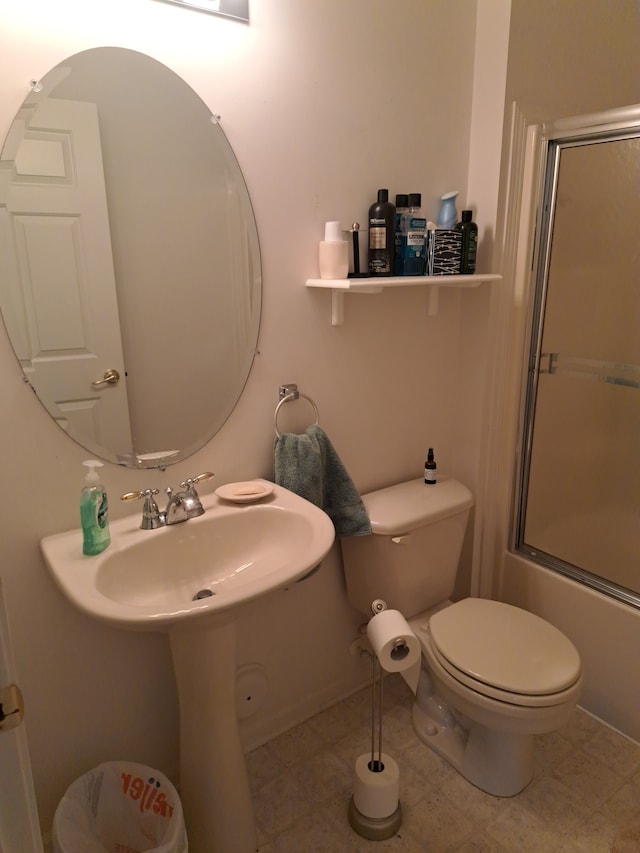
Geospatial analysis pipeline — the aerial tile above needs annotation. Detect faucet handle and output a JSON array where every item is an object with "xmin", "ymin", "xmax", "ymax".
[
  {"xmin": 180, "ymin": 471, "xmax": 215, "ymax": 490},
  {"xmin": 121, "ymin": 488, "xmax": 165, "ymax": 529},
  {"xmin": 121, "ymin": 488, "xmax": 160, "ymax": 501}
]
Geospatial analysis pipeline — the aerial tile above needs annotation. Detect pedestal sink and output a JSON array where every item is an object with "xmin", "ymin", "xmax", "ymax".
[{"xmin": 41, "ymin": 480, "xmax": 335, "ymax": 853}]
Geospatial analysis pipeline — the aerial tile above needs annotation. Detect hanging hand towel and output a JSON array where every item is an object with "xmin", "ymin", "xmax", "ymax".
[{"xmin": 274, "ymin": 424, "xmax": 371, "ymax": 538}]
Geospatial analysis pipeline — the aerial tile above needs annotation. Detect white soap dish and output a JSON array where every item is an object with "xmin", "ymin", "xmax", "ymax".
[{"xmin": 215, "ymin": 481, "xmax": 274, "ymax": 503}]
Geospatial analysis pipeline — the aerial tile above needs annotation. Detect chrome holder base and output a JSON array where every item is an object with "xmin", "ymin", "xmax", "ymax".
[{"xmin": 348, "ymin": 796, "xmax": 402, "ymax": 841}]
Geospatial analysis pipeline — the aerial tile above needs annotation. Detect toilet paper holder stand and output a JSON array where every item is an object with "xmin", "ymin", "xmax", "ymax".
[{"xmin": 348, "ymin": 599, "xmax": 403, "ymax": 841}]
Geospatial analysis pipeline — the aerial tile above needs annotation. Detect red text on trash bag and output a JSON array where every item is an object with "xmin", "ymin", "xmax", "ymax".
[{"xmin": 121, "ymin": 772, "xmax": 175, "ymax": 817}]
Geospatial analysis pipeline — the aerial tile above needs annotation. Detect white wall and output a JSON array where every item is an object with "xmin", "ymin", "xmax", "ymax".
[
  {"xmin": 489, "ymin": 0, "xmax": 640, "ymax": 741},
  {"xmin": 0, "ymin": 0, "xmax": 509, "ymax": 834}
]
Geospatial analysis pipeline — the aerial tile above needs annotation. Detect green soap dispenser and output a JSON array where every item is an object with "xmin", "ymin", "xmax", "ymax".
[{"xmin": 80, "ymin": 459, "xmax": 111, "ymax": 555}]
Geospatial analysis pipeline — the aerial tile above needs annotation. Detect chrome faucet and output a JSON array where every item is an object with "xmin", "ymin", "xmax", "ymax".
[{"xmin": 121, "ymin": 472, "xmax": 214, "ymax": 529}]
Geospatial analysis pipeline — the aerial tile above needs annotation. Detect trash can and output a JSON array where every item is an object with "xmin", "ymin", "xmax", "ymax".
[{"xmin": 52, "ymin": 761, "xmax": 188, "ymax": 853}]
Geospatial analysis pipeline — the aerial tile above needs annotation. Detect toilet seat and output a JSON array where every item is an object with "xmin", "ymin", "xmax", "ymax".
[{"xmin": 426, "ymin": 599, "xmax": 581, "ymax": 707}]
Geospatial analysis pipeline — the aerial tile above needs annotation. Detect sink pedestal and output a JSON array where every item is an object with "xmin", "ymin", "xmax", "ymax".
[{"xmin": 170, "ymin": 617, "xmax": 256, "ymax": 853}]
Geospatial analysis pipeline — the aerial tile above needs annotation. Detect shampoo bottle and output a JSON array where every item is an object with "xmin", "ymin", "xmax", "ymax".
[
  {"xmin": 319, "ymin": 221, "xmax": 349, "ymax": 279},
  {"xmin": 455, "ymin": 210, "xmax": 478, "ymax": 274},
  {"xmin": 368, "ymin": 189, "xmax": 395, "ymax": 276},
  {"xmin": 424, "ymin": 448, "xmax": 437, "ymax": 485},
  {"xmin": 80, "ymin": 459, "xmax": 111, "ymax": 555}
]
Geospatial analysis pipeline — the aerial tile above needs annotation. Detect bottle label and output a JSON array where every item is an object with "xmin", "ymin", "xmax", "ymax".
[
  {"xmin": 406, "ymin": 230, "xmax": 425, "ymax": 248},
  {"xmin": 467, "ymin": 233, "xmax": 478, "ymax": 270},
  {"xmin": 369, "ymin": 256, "xmax": 391, "ymax": 274},
  {"xmin": 406, "ymin": 214, "xmax": 426, "ymax": 232},
  {"xmin": 97, "ymin": 492, "xmax": 109, "ymax": 529},
  {"xmin": 369, "ymin": 224, "xmax": 387, "ymax": 249}
]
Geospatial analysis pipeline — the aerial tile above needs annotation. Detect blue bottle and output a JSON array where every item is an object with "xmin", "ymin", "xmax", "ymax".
[
  {"xmin": 400, "ymin": 193, "xmax": 427, "ymax": 276},
  {"xmin": 393, "ymin": 193, "xmax": 409, "ymax": 275}
]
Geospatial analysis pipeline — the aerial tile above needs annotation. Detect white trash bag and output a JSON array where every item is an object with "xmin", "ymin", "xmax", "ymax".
[{"xmin": 52, "ymin": 761, "xmax": 188, "ymax": 853}]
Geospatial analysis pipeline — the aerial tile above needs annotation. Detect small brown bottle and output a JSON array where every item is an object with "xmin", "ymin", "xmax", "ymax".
[{"xmin": 424, "ymin": 448, "xmax": 437, "ymax": 485}]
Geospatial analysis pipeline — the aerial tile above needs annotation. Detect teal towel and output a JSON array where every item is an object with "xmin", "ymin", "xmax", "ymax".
[{"xmin": 274, "ymin": 425, "xmax": 371, "ymax": 538}]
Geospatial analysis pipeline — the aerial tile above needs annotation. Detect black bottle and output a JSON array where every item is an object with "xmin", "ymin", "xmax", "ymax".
[
  {"xmin": 424, "ymin": 448, "xmax": 437, "ymax": 485},
  {"xmin": 368, "ymin": 189, "xmax": 395, "ymax": 276},
  {"xmin": 455, "ymin": 210, "xmax": 478, "ymax": 274}
]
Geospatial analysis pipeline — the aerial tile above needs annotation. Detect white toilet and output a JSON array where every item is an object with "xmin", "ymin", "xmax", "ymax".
[{"xmin": 341, "ymin": 477, "xmax": 582, "ymax": 797}]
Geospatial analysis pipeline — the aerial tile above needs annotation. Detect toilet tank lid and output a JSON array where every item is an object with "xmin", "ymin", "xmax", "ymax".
[{"xmin": 362, "ymin": 477, "xmax": 474, "ymax": 535}]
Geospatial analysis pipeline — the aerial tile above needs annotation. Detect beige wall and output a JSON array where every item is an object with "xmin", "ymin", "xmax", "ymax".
[
  {"xmin": 491, "ymin": 0, "xmax": 640, "ymax": 740},
  {"xmin": 505, "ymin": 0, "xmax": 640, "ymax": 121},
  {"xmin": 0, "ymin": 0, "xmax": 511, "ymax": 834}
]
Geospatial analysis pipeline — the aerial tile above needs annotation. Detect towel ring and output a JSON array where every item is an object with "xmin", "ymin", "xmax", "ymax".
[{"xmin": 274, "ymin": 384, "xmax": 320, "ymax": 438}]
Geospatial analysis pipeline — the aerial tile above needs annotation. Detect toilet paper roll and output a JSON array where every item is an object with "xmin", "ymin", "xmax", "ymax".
[
  {"xmin": 366, "ymin": 609, "xmax": 421, "ymax": 694},
  {"xmin": 353, "ymin": 753, "xmax": 400, "ymax": 819}
]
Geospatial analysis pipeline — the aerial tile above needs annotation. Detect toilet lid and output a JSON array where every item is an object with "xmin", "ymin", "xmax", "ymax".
[{"xmin": 429, "ymin": 599, "xmax": 581, "ymax": 696}]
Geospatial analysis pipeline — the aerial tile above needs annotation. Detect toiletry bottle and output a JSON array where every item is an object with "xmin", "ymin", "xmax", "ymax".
[
  {"xmin": 393, "ymin": 193, "xmax": 409, "ymax": 275},
  {"xmin": 400, "ymin": 193, "xmax": 427, "ymax": 276},
  {"xmin": 368, "ymin": 189, "xmax": 395, "ymax": 276},
  {"xmin": 424, "ymin": 448, "xmax": 437, "ymax": 485},
  {"xmin": 80, "ymin": 459, "xmax": 111, "ymax": 555},
  {"xmin": 319, "ymin": 221, "xmax": 349, "ymax": 280},
  {"xmin": 455, "ymin": 210, "xmax": 478, "ymax": 274},
  {"xmin": 437, "ymin": 191, "xmax": 459, "ymax": 229}
]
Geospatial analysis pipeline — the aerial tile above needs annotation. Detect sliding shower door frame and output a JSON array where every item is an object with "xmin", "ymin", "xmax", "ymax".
[{"xmin": 513, "ymin": 105, "xmax": 640, "ymax": 612}]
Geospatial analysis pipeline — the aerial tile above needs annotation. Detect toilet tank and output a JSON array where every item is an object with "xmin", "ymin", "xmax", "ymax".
[{"xmin": 340, "ymin": 477, "xmax": 474, "ymax": 618}]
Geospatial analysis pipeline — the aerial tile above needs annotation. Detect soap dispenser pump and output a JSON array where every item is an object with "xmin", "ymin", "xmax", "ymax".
[{"xmin": 80, "ymin": 459, "xmax": 111, "ymax": 555}]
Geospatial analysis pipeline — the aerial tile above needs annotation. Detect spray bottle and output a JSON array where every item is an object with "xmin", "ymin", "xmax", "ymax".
[{"xmin": 424, "ymin": 448, "xmax": 437, "ymax": 485}]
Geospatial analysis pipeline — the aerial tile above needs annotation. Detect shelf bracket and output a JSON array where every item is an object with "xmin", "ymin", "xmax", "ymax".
[
  {"xmin": 427, "ymin": 287, "xmax": 439, "ymax": 317},
  {"xmin": 331, "ymin": 290, "xmax": 345, "ymax": 327}
]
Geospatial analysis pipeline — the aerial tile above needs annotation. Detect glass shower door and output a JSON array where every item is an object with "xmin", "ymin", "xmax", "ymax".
[{"xmin": 516, "ymin": 128, "xmax": 640, "ymax": 608}]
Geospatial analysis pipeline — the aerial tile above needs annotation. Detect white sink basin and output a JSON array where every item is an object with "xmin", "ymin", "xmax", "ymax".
[{"xmin": 40, "ymin": 480, "xmax": 335, "ymax": 631}]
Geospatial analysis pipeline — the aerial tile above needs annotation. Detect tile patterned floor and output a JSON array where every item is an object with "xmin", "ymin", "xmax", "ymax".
[{"xmin": 247, "ymin": 674, "xmax": 640, "ymax": 853}]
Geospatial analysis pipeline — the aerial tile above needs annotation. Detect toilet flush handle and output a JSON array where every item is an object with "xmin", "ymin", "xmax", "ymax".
[{"xmin": 391, "ymin": 535, "xmax": 410, "ymax": 545}]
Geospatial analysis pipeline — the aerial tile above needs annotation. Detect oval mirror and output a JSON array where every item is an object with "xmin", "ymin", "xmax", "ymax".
[{"xmin": 0, "ymin": 47, "xmax": 261, "ymax": 468}]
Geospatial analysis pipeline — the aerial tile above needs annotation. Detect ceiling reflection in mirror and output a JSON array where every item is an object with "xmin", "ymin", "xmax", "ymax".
[{"xmin": 0, "ymin": 47, "xmax": 261, "ymax": 468}]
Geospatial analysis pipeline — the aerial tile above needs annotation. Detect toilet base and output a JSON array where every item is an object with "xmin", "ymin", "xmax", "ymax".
[{"xmin": 412, "ymin": 702, "xmax": 534, "ymax": 798}]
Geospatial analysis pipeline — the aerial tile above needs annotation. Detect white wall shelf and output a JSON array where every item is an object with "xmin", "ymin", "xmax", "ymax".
[{"xmin": 305, "ymin": 274, "xmax": 502, "ymax": 326}]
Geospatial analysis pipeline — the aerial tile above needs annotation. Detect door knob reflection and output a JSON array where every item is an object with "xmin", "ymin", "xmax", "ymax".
[{"xmin": 92, "ymin": 369, "xmax": 120, "ymax": 388}]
